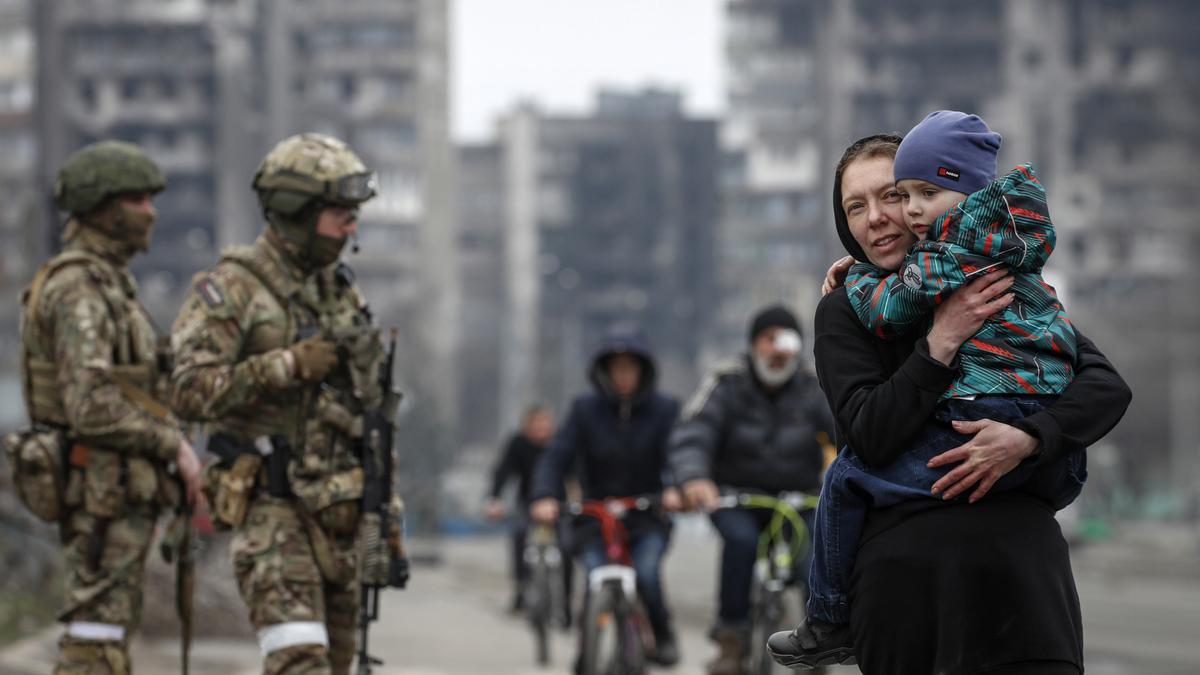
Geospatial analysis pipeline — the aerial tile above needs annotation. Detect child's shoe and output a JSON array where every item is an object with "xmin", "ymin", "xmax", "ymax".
[{"xmin": 766, "ymin": 617, "xmax": 855, "ymax": 669}]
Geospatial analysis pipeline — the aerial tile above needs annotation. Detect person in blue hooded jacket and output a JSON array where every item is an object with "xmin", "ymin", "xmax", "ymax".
[{"xmin": 530, "ymin": 329, "xmax": 683, "ymax": 667}]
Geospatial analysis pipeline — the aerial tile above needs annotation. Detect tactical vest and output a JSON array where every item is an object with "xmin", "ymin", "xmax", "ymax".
[
  {"xmin": 8, "ymin": 248, "xmax": 177, "ymax": 523},
  {"xmin": 217, "ymin": 243, "xmax": 388, "ymax": 521},
  {"xmin": 20, "ymin": 250, "xmax": 167, "ymax": 430}
]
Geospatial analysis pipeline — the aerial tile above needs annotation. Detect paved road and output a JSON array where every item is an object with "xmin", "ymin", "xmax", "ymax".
[{"xmin": 2, "ymin": 516, "xmax": 1197, "ymax": 674}]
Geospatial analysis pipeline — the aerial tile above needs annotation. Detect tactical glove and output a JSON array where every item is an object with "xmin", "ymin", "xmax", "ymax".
[{"xmin": 290, "ymin": 335, "xmax": 338, "ymax": 382}]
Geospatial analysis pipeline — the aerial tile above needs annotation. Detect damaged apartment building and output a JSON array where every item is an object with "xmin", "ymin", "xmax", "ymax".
[{"xmin": 724, "ymin": 0, "xmax": 1199, "ymax": 503}]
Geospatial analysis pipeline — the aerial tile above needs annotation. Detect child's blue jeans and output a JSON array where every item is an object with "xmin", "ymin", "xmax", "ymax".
[{"xmin": 805, "ymin": 395, "xmax": 1087, "ymax": 624}]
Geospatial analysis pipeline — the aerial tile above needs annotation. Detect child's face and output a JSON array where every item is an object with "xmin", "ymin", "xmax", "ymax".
[{"xmin": 896, "ymin": 179, "xmax": 969, "ymax": 238}]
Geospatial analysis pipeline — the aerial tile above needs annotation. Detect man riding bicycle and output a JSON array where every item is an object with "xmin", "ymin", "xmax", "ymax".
[
  {"xmin": 670, "ymin": 306, "xmax": 836, "ymax": 675},
  {"xmin": 486, "ymin": 404, "xmax": 562, "ymax": 613},
  {"xmin": 530, "ymin": 329, "xmax": 683, "ymax": 668}
]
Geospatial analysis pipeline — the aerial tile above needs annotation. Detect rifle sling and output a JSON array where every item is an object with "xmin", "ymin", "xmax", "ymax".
[{"xmin": 111, "ymin": 374, "xmax": 173, "ymax": 422}]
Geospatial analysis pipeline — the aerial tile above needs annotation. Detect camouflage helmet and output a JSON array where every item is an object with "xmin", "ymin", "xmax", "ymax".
[
  {"xmin": 53, "ymin": 141, "xmax": 165, "ymax": 216},
  {"xmin": 252, "ymin": 132, "xmax": 377, "ymax": 216}
]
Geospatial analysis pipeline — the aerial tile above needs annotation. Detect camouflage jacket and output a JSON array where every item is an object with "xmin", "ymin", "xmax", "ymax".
[
  {"xmin": 170, "ymin": 232, "xmax": 387, "ymax": 514},
  {"xmin": 19, "ymin": 226, "xmax": 181, "ymax": 461}
]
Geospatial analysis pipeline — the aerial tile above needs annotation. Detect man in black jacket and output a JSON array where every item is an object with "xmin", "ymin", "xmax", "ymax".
[
  {"xmin": 486, "ymin": 405, "xmax": 556, "ymax": 611},
  {"xmin": 670, "ymin": 306, "xmax": 835, "ymax": 675}
]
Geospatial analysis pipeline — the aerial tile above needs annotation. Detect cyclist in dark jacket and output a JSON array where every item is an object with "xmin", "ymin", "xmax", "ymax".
[
  {"xmin": 486, "ymin": 405, "xmax": 558, "ymax": 612},
  {"xmin": 530, "ymin": 329, "xmax": 682, "ymax": 667},
  {"xmin": 670, "ymin": 305, "xmax": 835, "ymax": 675}
]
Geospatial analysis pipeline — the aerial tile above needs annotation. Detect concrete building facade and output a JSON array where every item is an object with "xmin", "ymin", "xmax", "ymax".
[
  {"xmin": 456, "ymin": 141, "xmax": 506, "ymax": 446},
  {"xmin": 35, "ymin": 0, "xmax": 229, "ymax": 323},
  {"xmin": 255, "ymin": 0, "xmax": 459, "ymax": 431},
  {"xmin": 717, "ymin": 0, "xmax": 834, "ymax": 356},
  {"xmin": 498, "ymin": 90, "xmax": 719, "ymax": 423},
  {"xmin": 727, "ymin": 0, "xmax": 1200, "ymax": 507},
  {"xmin": 0, "ymin": 0, "xmax": 35, "ymax": 414}
]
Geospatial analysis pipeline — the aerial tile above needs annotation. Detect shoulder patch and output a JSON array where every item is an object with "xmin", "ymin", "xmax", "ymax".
[{"xmin": 195, "ymin": 275, "xmax": 226, "ymax": 308}]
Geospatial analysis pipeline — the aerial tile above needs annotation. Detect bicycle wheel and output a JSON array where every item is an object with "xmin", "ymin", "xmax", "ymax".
[
  {"xmin": 621, "ymin": 606, "xmax": 648, "ymax": 675},
  {"xmin": 581, "ymin": 583, "xmax": 645, "ymax": 675},
  {"xmin": 747, "ymin": 582, "xmax": 786, "ymax": 675},
  {"xmin": 545, "ymin": 546, "xmax": 570, "ymax": 631},
  {"xmin": 527, "ymin": 556, "xmax": 552, "ymax": 665}
]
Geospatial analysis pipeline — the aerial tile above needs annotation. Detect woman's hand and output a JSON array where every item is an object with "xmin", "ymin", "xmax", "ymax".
[
  {"xmin": 821, "ymin": 256, "xmax": 856, "ymax": 296},
  {"xmin": 926, "ymin": 270, "xmax": 1015, "ymax": 365},
  {"xmin": 927, "ymin": 419, "xmax": 1040, "ymax": 503}
]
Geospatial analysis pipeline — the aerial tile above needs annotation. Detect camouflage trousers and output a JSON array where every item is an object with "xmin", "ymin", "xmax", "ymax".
[
  {"xmin": 232, "ymin": 498, "xmax": 361, "ymax": 675},
  {"xmin": 54, "ymin": 505, "xmax": 159, "ymax": 675}
]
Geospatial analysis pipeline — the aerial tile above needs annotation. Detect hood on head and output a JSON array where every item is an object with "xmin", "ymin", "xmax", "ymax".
[
  {"xmin": 833, "ymin": 133, "xmax": 905, "ymax": 263},
  {"xmin": 589, "ymin": 328, "xmax": 658, "ymax": 400}
]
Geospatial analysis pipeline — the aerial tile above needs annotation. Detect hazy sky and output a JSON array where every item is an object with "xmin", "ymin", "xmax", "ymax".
[{"xmin": 453, "ymin": 0, "xmax": 725, "ymax": 142}]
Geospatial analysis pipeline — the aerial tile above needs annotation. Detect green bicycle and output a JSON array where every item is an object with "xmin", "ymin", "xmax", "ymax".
[{"xmin": 715, "ymin": 490, "xmax": 822, "ymax": 675}]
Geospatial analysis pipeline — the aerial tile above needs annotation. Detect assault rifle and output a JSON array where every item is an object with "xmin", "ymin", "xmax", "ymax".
[{"xmin": 355, "ymin": 327, "xmax": 409, "ymax": 675}]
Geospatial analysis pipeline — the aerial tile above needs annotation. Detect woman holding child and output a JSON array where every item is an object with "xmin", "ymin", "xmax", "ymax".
[{"xmin": 769, "ymin": 116, "xmax": 1131, "ymax": 674}]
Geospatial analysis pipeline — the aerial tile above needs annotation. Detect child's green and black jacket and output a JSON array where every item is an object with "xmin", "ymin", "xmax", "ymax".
[{"xmin": 846, "ymin": 164, "xmax": 1077, "ymax": 400}]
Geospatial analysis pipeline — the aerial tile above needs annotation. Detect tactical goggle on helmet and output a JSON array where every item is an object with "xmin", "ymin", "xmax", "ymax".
[
  {"xmin": 334, "ymin": 172, "xmax": 378, "ymax": 202},
  {"xmin": 252, "ymin": 132, "xmax": 377, "ymax": 216}
]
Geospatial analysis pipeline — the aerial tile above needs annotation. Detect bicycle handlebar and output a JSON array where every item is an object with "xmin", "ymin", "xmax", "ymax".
[
  {"xmin": 711, "ymin": 490, "xmax": 819, "ymax": 567},
  {"xmin": 566, "ymin": 494, "xmax": 661, "ymax": 518},
  {"xmin": 712, "ymin": 490, "xmax": 820, "ymax": 513}
]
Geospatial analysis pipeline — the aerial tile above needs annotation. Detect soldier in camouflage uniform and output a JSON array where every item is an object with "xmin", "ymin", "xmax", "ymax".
[
  {"xmin": 16, "ymin": 140, "xmax": 204, "ymax": 674},
  {"xmin": 170, "ymin": 133, "xmax": 390, "ymax": 675}
]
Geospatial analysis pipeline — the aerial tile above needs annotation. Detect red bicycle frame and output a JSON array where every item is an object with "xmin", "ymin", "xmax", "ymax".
[{"xmin": 577, "ymin": 496, "xmax": 648, "ymax": 566}]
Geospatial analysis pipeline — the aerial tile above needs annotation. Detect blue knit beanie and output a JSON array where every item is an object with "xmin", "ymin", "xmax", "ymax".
[{"xmin": 893, "ymin": 111, "xmax": 1002, "ymax": 195}]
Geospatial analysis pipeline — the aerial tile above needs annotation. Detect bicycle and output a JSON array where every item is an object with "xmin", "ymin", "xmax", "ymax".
[
  {"xmin": 714, "ymin": 490, "xmax": 821, "ymax": 675},
  {"xmin": 572, "ymin": 495, "xmax": 660, "ymax": 675},
  {"xmin": 522, "ymin": 521, "xmax": 569, "ymax": 666}
]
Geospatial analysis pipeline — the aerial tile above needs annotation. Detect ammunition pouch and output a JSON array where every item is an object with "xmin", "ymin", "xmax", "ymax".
[
  {"xmin": 204, "ymin": 433, "xmax": 287, "ymax": 530},
  {"xmin": 3, "ymin": 425, "xmax": 68, "ymax": 522},
  {"xmin": 316, "ymin": 499, "xmax": 361, "ymax": 536},
  {"xmin": 2, "ymin": 426, "xmax": 175, "ymax": 525},
  {"xmin": 202, "ymin": 453, "xmax": 262, "ymax": 531},
  {"xmin": 81, "ymin": 447, "xmax": 127, "ymax": 519}
]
